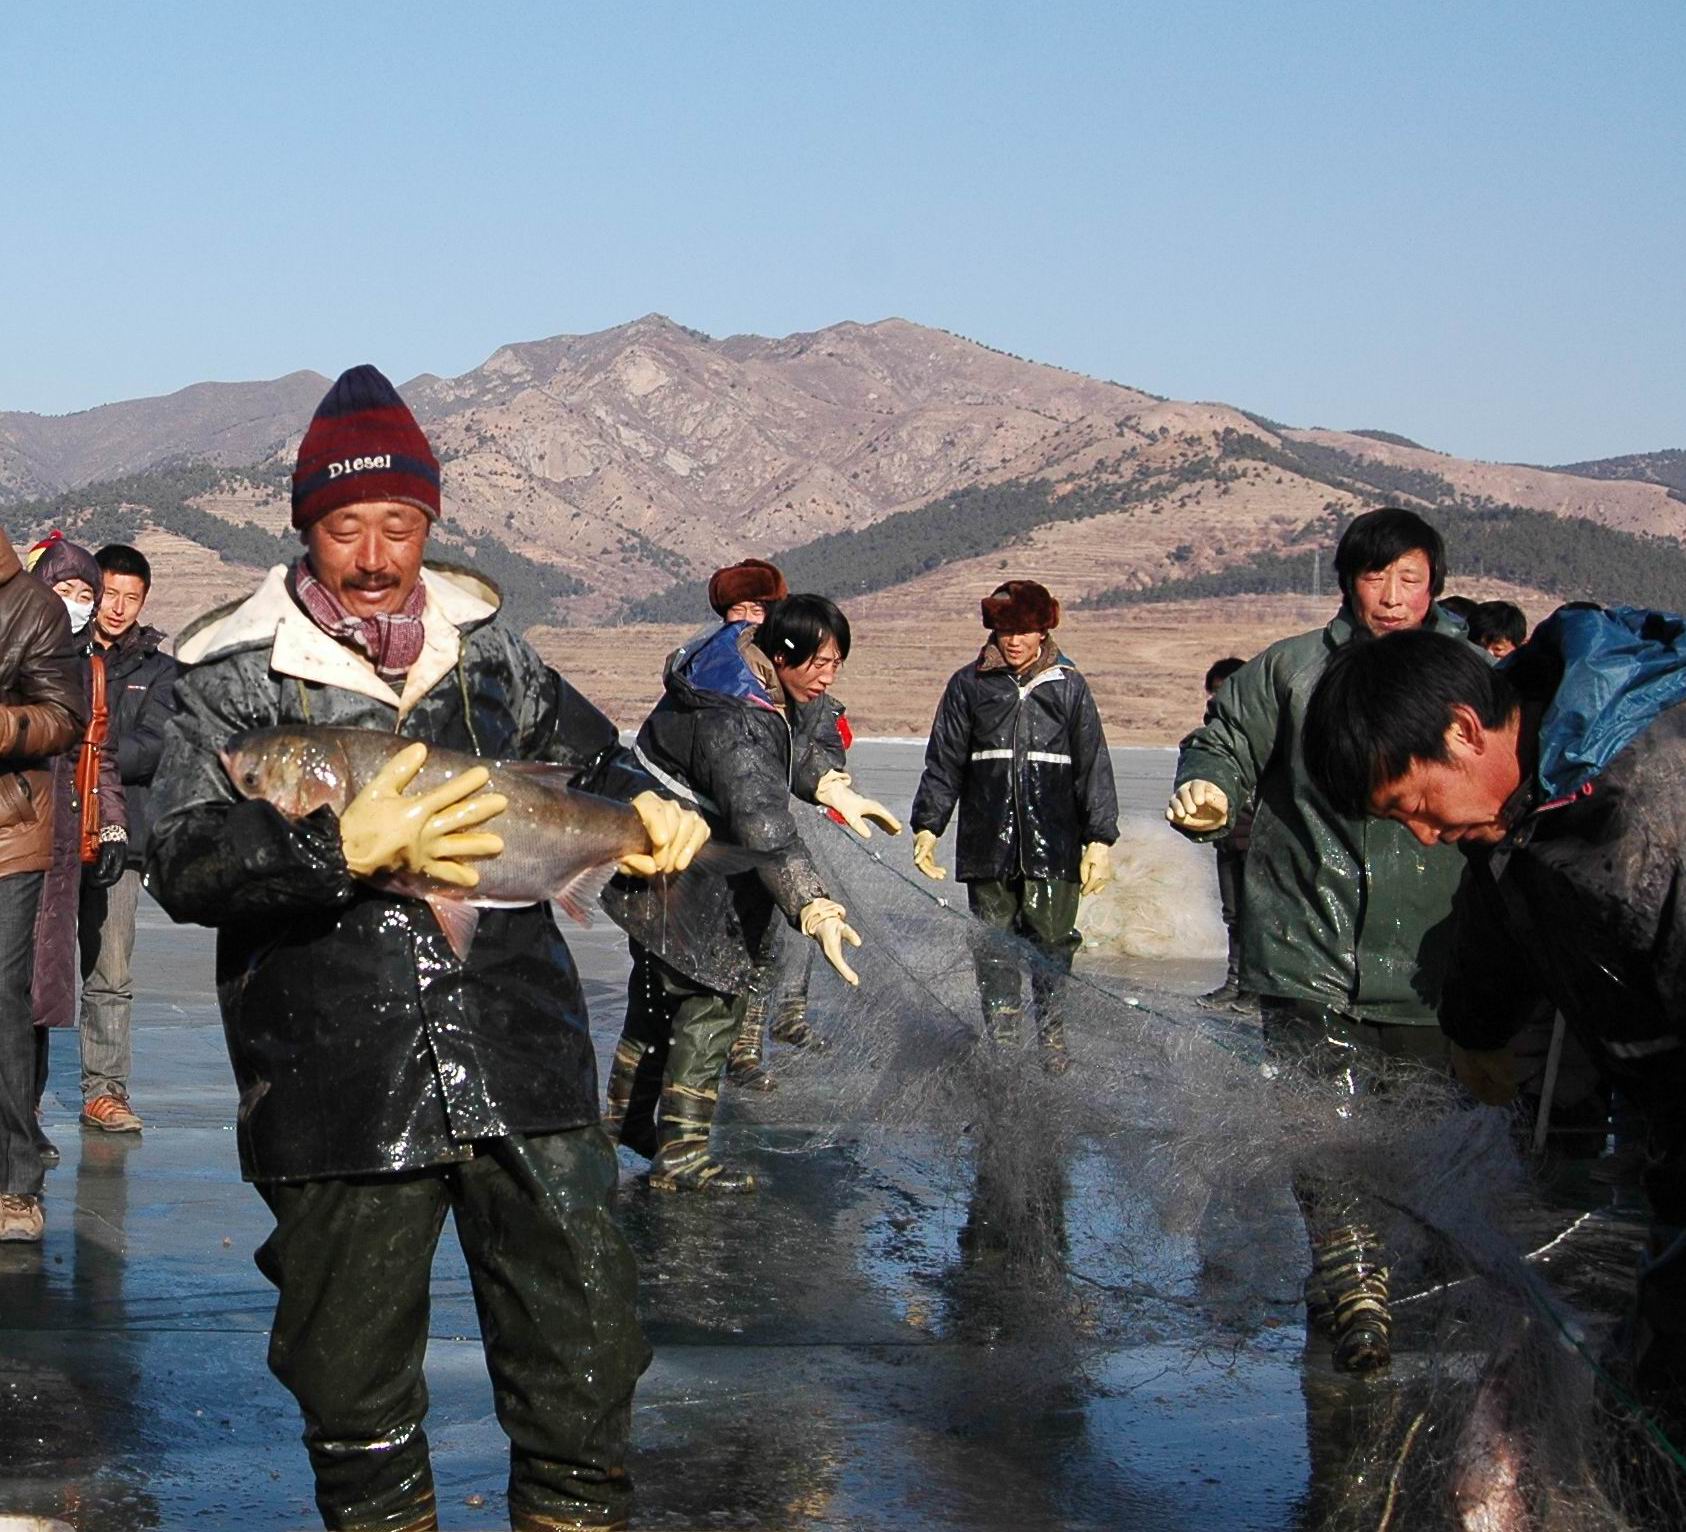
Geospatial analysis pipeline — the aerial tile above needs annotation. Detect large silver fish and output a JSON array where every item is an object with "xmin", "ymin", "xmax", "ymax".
[{"xmin": 221, "ymin": 724, "xmax": 726, "ymax": 958}]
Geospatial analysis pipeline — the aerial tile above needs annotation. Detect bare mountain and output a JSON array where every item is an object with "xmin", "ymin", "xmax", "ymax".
[
  {"xmin": 3, "ymin": 316, "xmax": 1681, "ymax": 641},
  {"xmin": 0, "ymin": 372, "xmax": 329, "ymax": 501}
]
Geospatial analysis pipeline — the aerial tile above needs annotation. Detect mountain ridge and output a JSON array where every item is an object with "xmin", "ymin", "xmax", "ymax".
[{"xmin": 2, "ymin": 316, "xmax": 1679, "ymax": 640}]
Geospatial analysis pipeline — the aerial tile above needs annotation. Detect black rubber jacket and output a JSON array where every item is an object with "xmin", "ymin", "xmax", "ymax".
[
  {"xmin": 910, "ymin": 641, "xmax": 1118, "ymax": 883},
  {"xmin": 602, "ymin": 622, "xmax": 826, "ymax": 995},
  {"xmin": 146, "ymin": 566, "xmax": 641, "ymax": 1183}
]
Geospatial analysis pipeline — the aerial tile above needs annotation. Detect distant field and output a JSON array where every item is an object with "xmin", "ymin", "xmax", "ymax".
[{"xmin": 535, "ymin": 576, "xmax": 1554, "ymax": 743}]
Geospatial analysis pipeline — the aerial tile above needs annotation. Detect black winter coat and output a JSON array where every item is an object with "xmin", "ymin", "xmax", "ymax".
[
  {"xmin": 790, "ymin": 691, "xmax": 848, "ymax": 802},
  {"xmin": 602, "ymin": 622, "xmax": 826, "ymax": 995},
  {"xmin": 146, "ymin": 566, "xmax": 640, "ymax": 1184},
  {"xmin": 910, "ymin": 642, "xmax": 1119, "ymax": 883},
  {"xmin": 99, "ymin": 624, "xmax": 178, "ymax": 867}
]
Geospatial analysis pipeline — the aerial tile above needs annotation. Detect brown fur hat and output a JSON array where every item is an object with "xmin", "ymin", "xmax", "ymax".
[
  {"xmin": 708, "ymin": 558, "xmax": 789, "ymax": 618},
  {"xmin": 980, "ymin": 579, "xmax": 1060, "ymax": 633}
]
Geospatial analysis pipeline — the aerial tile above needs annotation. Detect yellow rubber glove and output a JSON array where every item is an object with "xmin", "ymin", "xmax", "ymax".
[
  {"xmin": 912, "ymin": 829, "xmax": 946, "ymax": 881},
  {"xmin": 1450, "ymin": 1042, "xmax": 1518, "ymax": 1106},
  {"xmin": 618, "ymin": 791, "xmax": 712, "ymax": 877},
  {"xmin": 814, "ymin": 769, "xmax": 903, "ymax": 840},
  {"xmin": 1079, "ymin": 841, "xmax": 1112, "ymax": 896},
  {"xmin": 339, "ymin": 741, "xmax": 506, "ymax": 890},
  {"xmin": 1165, "ymin": 780, "xmax": 1230, "ymax": 834},
  {"xmin": 800, "ymin": 896, "xmax": 862, "ymax": 986}
]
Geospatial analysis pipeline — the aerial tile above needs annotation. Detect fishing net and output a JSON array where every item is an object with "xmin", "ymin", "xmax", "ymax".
[{"xmin": 725, "ymin": 812, "xmax": 1686, "ymax": 1530}]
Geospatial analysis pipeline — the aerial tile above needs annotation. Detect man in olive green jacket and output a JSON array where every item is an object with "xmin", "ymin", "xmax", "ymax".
[{"xmin": 1167, "ymin": 507, "xmax": 1466, "ymax": 1375}]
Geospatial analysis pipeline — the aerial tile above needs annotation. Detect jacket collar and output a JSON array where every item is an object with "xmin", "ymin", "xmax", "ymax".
[
  {"xmin": 100, "ymin": 623, "xmax": 165, "ymax": 663},
  {"xmin": 977, "ymin": 634, "xmax": 1061, "ymax": 680},
  {"xmin": 1326, "ymin": 601, "xmax": 1462, "ymax": 648},
  {"xmin": 665, "ymin": 620, "xmax": 784, "ymax": 712},
  {"xmin": 177, "ymin": 564, "xmax": 498, "ymax": 719},
  {"xmin": 0, "ymin": 527, "xmax": 20, "ymax": 585}
]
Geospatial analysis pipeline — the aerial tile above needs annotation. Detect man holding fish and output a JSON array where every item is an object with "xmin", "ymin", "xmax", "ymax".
[{"xmin": 146, "ymin": 366, "xmax": 708, "ymax": 1532}]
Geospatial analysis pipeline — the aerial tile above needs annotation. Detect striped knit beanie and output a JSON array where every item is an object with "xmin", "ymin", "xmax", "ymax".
[{"xmin": 291, "ymin": 365, "xmax": 440, "ymax": 531}]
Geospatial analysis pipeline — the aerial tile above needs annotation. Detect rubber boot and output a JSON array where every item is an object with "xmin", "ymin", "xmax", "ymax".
[
  {"xmin": 1313, "ymin": 1223, "xmax": 1392, "ymax": 1374},
  {"xmin": 983, "ymin": 1006, "xmax": 1023, "ymax": 1047},
  {"xmin": 1037, "ymin": 1019, "xmax": 1071, "ymax": 1076},
  {"xmin": 726, "ymin": 994, "xmax": 776, "ymax": 1092},
  {"xmin": 510, "ymin": 1510, "xmax": 627, "ymax": 1532},
  {"xmin": 648, "ymin": 1083, "xmax": 756, "ymax": 1194},
  {"xmin": 602, "ymin": 1038, "xmax": 659, "ymax": 1160},
  {"xmin": 1302, "ymin": 1270, "xmax": 1335, "ymax": 1334},
  {"xmin": 770, "ymin": 992, "xmax": 827, "ymax": 1052},
  {"xmin": 374, "ymin": 1495, "xmax": 439, "ymax": 1532},
  {"xmin": 1031, "ymin": 962, "xmax": 1072, "ymax": 1074}
]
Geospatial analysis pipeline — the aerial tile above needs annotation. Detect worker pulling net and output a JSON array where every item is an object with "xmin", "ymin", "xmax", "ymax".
[{"xmin": 733, "ymin": 811, "xmax": 1686, "ymax": 1530}]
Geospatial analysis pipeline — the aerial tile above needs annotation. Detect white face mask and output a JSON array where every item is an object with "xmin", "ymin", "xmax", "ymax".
[{"xmin": 62, "ymin": 596, "xmax": 94, "ymax": 634}]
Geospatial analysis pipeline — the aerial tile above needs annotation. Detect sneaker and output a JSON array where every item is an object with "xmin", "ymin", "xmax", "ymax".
[
  {"xmin": 0, "ymin": 1193, "xmax": 44, "ymax": 1242},
  {"xmin": 1197, "ymin": 981, "xmax": 1242, "ymax": 1010},
  {"xmin": 81, "ymin": 1093, "xmax": 143, "ymax": 1133},
  {"xmin": 36, "ymin": 1134, "xmax": 60, "ymax": 1168}
]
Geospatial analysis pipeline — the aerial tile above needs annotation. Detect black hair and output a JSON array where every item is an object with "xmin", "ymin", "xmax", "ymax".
[
  {"xmin": 1467, "ymin": 600, "xmax": 1527, "ymax": 650},
  {"xmin": 1437, "ymin": 595, "xmax": 1478, "ymax": 622},
  {"xmin": 95, "ymin": 543, "xmax": 152, "ymax": 591},
  {"xmin": 756, "ymin": 593, "xmax": 851, "ymax": 668},
  {"xmin": 1334, "ymin": 507, "xmax": 1446, "ymax": 601},
  {"xmin": 1303, "ymin": 629, "xmax": 1518, "ymax": 818},
  {"xmin": 1204, "ymin": 656, "xmax": 1246, "ymax": 692}
]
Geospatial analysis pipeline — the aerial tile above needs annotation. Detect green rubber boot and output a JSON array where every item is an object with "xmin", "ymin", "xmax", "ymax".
[
  {"xmin": 602, "ymin": 1037, "xmax": 660, "ymax": 1160},
  {"xmin": 648, "ymin": 1083, "xmax": 756, "ymax": 1195},
  {"xmin": 1313, "ymin": 1223, "xmax": 1392, "ymax": 1374},
  {"xmin": 726, "ymin": 994, "xmax": 776, "ymax": 1092}
]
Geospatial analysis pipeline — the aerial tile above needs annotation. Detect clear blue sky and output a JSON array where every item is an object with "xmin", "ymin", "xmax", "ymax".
[{"xmin": 3, "ymin": 1, "xmax": 1681, "ymax": 464}]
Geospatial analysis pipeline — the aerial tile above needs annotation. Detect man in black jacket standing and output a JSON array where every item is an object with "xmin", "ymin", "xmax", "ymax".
[
  {"xmin": 147, "ymin": 366, "xmax": 709, "ymax": 1532},
  {"xmin": 75, "ymin": 543, "xmax": 178, "ymax": 1134},
  {"xmin": 911, "ymin": 580, "xmax": 1118, "ymax": 1069}
]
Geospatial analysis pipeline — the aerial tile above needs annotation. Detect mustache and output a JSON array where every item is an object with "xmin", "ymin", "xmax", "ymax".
[{"xmin": 345, "ymin": 574, "xmax": 400, "ymax": 591}]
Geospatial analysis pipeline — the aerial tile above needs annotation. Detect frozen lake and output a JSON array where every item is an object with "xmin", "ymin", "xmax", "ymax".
[{"xmin": 0, "ymin": 742, "xmax": 1480, "ymax": 1530}]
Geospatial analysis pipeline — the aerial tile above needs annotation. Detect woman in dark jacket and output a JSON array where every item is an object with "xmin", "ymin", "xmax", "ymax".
[
  {"xmin": 601, "ymin": 595, "xmax": 867, "ymax": 1192},
  {"xmin": 22, "ymin": 534, "xmax": 126, "ymax": 1161}
]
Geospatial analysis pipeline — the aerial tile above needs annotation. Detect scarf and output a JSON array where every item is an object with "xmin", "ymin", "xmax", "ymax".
[{"xmin": 287, "ymin": 559, "xmax": 427, "ymax": 684}]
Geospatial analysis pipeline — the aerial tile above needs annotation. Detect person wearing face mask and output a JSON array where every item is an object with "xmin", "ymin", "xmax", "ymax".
[
  {"xmin": 21, "ymin": 533, "xmax": 127, "ymax": 1170},
  {"xmin": 601, "ymin": 593, "xmax": 870, "ymax": 1193},
  {"xmin": 910, "ymin": 580, "xmax": 1119, "ymax": 1073},
  {"xmin": 0, "ymin": 526, "xmax": 87, "ymax": 1244}
]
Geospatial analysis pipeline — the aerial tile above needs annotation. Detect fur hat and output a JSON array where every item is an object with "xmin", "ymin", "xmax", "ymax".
[
  {"xmin": 708, "ymin": 558, "xmax": 788, "ymax": 618},
  {"xmin": 25, "ymin": 531, "xmax": 102, "ymax": 598},
  {"xmin": 292, "ymin": 365, "xmax": 440, "ymax": 530},
  {"xmin": 980, "ymin": 579, "xmax": 1059, "ymax": 633}
]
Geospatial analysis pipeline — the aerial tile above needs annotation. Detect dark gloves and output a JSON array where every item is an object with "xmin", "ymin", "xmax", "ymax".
[{"xmin": 89, "ymin": 837, "xmax": 128, "ymax": 889}]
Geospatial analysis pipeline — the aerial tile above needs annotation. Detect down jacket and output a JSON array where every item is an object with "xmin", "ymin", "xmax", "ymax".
[
  {"xmin": 910, "ymin": 639, "xmax": 1118, "ymax": 883},
  {"xmin": 601, "ymin": 621, "xmax": 827, "ymax": 995},
  {"xmin": 1174, "ymin": 603, "xmax": 1468, "ymax": 1025},
  {"xmin": 100, "ymin": 623, "xmax": 178, "ymax": 867},
  {"xmin": 32, "ymin": 648, "xmax": 125, "ymax": 1029},
  {"xmin": 1440, "ymin": 606, "xmax": 1686, "ymax": 1130},
  {"xmin": 0, "ymin": 527, "xmax": 87, "ymax": 876},
  {"xmin": 146, "ymin": 564, "xmax": 645, "ymax": 1184}
]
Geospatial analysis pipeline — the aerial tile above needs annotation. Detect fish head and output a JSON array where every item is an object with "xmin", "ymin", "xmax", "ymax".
[{"xmin": 221, "ymin": 727, "xmax": 355, "ymax": 818}]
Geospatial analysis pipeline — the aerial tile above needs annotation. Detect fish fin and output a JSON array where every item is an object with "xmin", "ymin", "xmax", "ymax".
[
  {"xmin": 493, "ymin": 760, "xmax": 591, "ymax": 801},
  {"xmin": 552, "ymin": 864, "xmax": 614, "ymax": 927},
  {"xmin": 692, "ymin": 841, "xmax": 776, "ymax": 877},
  {"xmin": 426, "ymin": 895, "xmax": 481, "ymax": 961},
  {"xmin": 495, "ymin": 760, "xmax": 575, "ymax": 780}
]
